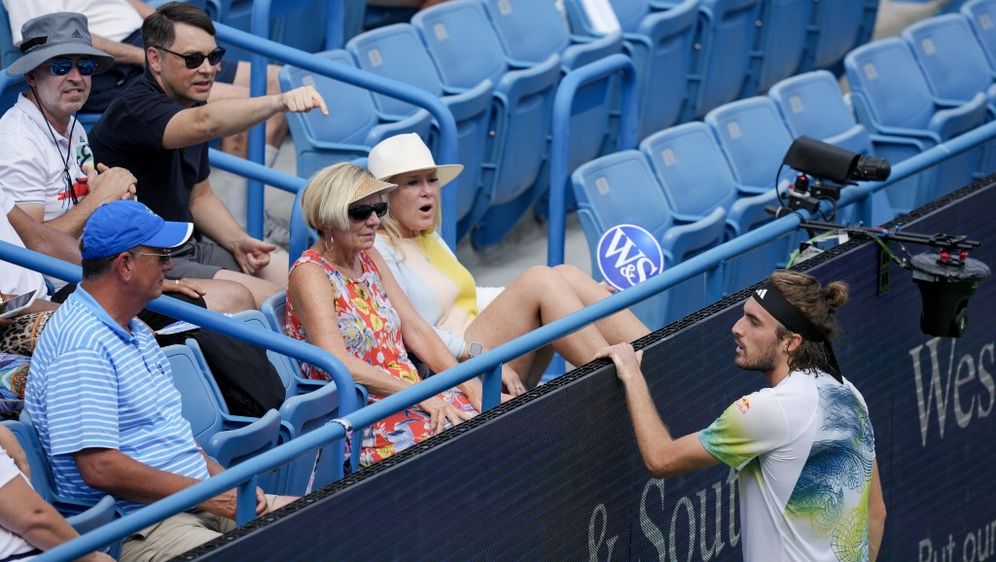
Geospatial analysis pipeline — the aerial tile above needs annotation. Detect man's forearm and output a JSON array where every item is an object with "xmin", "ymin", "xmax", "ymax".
[
  {"xmin": 189, "ymin": 182, "xmax": 248, "ymax": 253},
  {"xmin": 90, "ymin": 34, "xmax": 145, "ymax": 66},
  {"xmin": 76, "ymin": 449, "xmax": 204, "ymax": 506},
  {"xmin": 165, "ymin": 95, "xmax": 284, "ymax": 150}
]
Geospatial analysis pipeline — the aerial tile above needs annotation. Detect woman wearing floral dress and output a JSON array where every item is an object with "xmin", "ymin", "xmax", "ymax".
[{"xmin": 286, "ymin": 162, "xmax": 484, "ymax": 466}]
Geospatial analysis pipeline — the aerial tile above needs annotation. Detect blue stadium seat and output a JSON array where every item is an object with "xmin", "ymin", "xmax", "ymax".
[
  {"xmin": 219, "ymin": 0, "xmax": 343, "ymax": 60},
  {"xmin": 481, "ymin": 0, "xmax": 622, "ymax": 164},
  {"xmin": 903, "ymin": 15, "xmax": 996, "ymax": 113},
  {"xmin": 741, "ymin": 0, "xmax": 813, "ymax": 95},
  {"xmin": 412, "ymin": 0, "xmax": 562, "ymax": 248},
  {"xmin": 768, "ymin": 70, "xmax": 913, "ymax": 224},
  {"xmin": 803, "ymin": 0, "xmax": 877, "ymax": 71},
  {"xmin": 346, "ymin": 24, "xmax": 494, "ymax": 239},
  {"xmin": 0, "ymin": 3, "xmax": 18, "ymax": 69},
  {"xmin": 684, "ymin": 0, "xmax": 763, "ymax": 119},
  {"xmin": 963, "ymin": 0, "xmax": 996, "ymax": 69},
  {"xmin": 565, "ymin": 0, "xmax": 699, "ymax": 141},
  {"xmin": 704, "ymin": 96, "xmax": 795, "ymax": 196},
  {"xmin": 639, "ymin": 122, "xmax": 786, "ymax": 294},
  {"xmin": 3, "ymin": 419, "xmax": 119, "ymax": 542},
  {"xmin": 571, "ymin": 150, "xmax": 726, "ymax": 326},
  {"xmin": 278, "ymin": 49, "xmax": 433, "ymax": 181},
  {"xmin": 162, "ymin": 343, "xmax": 281, "ymax": 470},
  {"xmin": 844, "ymin": 38, "xmax": 988, "ymax": 203}
]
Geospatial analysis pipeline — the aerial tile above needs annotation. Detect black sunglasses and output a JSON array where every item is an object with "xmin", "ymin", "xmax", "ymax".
[
  {"xmin": 347, "ymin": 201, "xmax": 389, "ymax": 222},
  {"xmin": 49, "ymin": 58, "xmax": 97, "ymax": 76},
  {"xmin": 157, "ymin": 46, "xmax": 226, "ymax": 69}
]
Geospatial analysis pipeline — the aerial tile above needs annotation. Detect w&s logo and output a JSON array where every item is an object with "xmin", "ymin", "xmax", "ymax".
[{"xmin": 596, "ymin": 224, "xmax": 665, "ymax": 291}]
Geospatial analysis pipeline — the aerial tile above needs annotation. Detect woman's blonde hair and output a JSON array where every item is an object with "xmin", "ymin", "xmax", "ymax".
[
  {"xmin": 301, "ymin": 162, "xmax": 378, "ymax": 234},
  {"xmin": 378, "ymin": 172, "xmax": 442, "ymax": 247}
]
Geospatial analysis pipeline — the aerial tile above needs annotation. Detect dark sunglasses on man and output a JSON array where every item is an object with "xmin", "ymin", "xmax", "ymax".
[
  {"xmin": 347, "ymin": 202, "xmax": 389, "ymax": 222},
  {"xmin": 48, "ymin": 58, "xmax": 97, "ymax": 76},
  {"xmin": 157, "ymin": 46, "xmax": 226, "ymax": 69}
]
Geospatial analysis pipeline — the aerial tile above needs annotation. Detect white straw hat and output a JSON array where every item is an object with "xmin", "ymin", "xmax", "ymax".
[{"xmin": 367, "ymin": 133, "xmax": 463, "ymax": 188}]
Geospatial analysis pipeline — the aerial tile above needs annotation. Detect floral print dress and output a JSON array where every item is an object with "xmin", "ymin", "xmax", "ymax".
[{"xmin": 286, "ymin": 249, "xmax": 478, "ymax": 465}]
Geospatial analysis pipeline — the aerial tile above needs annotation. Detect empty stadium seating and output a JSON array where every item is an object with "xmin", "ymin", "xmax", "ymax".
[
  {"xmin": 741, "ymin": 0, "xmax": 813, "ymax": 96},
  {"xmin": 412, "ymin": 0, "xmax": 561, "ymax": 247},
  {"xmin": 278, "ymin": 49, "xmax": 433, "ymax": 180},
  {"xmin": 571, "ymin": 150, "xmax": 726, "ymax": 326},
  {"xmin": 768, "ymin": 70, "xmax": 912, "ymax": 224},
  {"xmin": 845, "ymin": 38, "xmax": 988, "ymax": 205},
  {"xmin": 639, "ymin": 122, "xmax": 786, "ymax": 294}
]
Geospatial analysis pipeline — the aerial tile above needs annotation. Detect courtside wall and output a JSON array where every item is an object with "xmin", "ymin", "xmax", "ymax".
[{"xmin": 187, "ymin": 180, "xmax": 996, "ymax": 561}]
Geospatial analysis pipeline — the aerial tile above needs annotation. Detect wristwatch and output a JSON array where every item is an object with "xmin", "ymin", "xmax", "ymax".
[{"xmin": 466, "ymin": 341, "xmax": 484, "ymax": 359}]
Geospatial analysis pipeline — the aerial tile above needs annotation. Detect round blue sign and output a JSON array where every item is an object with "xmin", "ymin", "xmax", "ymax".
[{"xmin": 596, "ymin": 224, "xmax": 665, "ymax": 291}]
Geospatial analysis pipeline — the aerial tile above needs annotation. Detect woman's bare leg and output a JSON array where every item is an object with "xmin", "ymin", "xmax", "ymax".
[
  {"xmin": 464, "ymin": 266, "xmax": 610, "ymax": 374},
  {"xmin": 554, "ymin": 264, "xmax": 651, "ymax": 342}
]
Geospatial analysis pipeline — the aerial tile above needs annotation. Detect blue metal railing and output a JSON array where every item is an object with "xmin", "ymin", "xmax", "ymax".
[
  {"xmin": 213, "ymin": 22, "xmax": 460, "ymax": 247},
  {"xmin": 37, "ymin": 117, "xmax": 996, "ymax": 562},
  {"xmin": 548, "ymin": 54, "xmax": 639, "ymax": 267}
]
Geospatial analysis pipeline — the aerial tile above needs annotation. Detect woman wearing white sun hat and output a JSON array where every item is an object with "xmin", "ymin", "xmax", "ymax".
[{"xmin": 369, "ymin": 133, "xmax": 650, "ymax": 390}]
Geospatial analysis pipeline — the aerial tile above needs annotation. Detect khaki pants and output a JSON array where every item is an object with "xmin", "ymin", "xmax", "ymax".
[{"xmin": 120, "ymin": 496, "xmax": 279, "ymax": 562}]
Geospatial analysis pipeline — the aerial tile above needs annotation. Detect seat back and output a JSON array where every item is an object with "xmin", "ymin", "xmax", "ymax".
[
  {"xmin": 161, "ymin": 344, "xmax": 228, "ymax": 445},
  {"xmin": 639, "ymin": 122, "xmax": 738, "ymax": 221},
  {"xmin": 903, "ymin": 14, "xmax": 996, "ymax": 104},
  {"xmin": 704, "ymin": 96, "xmax": 794, "ymax": 190},
  {"xmin": 962, "ymin": 0, "xmax": 996, "ymax": 70},
  {"xmin": 808, "ymin": 0, "xmax": 868, "ymax": 69},
  {"xmin": 347, "ymin": 24, "xmax": 447, "ymax": 118},
  {"xmin": 769, "ymin": 71, "xmax": 871, "ymax": 151},
  {"xmin": 221, "ymin": 0, "xmax": 330, "ymax": 61},
  {"xmin": 692, "ymin": 0, "xmax": 762, "ymax": 117},
  {"xmin": 3, "ymin": 419, "xmax": 59, "ymax": 503},
  {"xmin": 413, "ymin": 0, "xmax": 509, "ymax": 89},
  {"xmin": 621, "ymin": 0, "xmax": 700, "ymax": 139},
  {"xmin": 746, "ymin": 0, "xmax": 813, "ymax": 94},
  {"xmin": 0, "ymin": 2, "xmax": 18, "ymax": 69},
  {"xmin": 844, "ymin": 38, "xmax": 937, "ymax": 132},
  {"xmin": 612, "ymin": 0, "xmax": 653, "ymax": 33},
  {"xmin": 571, "ymin": 151, "xmax": 677, "ymax": 328},
  {"xmin": 232, "ymin": 309, "xmax": 296, "ymax": 392},
  {"xmin": 481, "ymin": 0, "xmax": 571, "ymax": 64}
]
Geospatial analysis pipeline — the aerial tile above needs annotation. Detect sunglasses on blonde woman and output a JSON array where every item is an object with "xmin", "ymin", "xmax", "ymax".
[{"xmin": 347, "ymin": 201, "xmax": 389, "ymax": 222}]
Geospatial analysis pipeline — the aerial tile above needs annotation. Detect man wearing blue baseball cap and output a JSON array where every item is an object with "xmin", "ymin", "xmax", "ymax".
[{"xmin": 25, "ymin": 200, "xmax": 295, "ymax": 562}]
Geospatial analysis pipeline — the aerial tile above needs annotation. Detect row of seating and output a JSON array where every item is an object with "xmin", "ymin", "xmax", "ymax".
[
  {"xmin": 569, "ymin": 0, "xmax": 996, "ymax": 329},
  {"xmin": 564, "ymin": 0, "xmax": 879, "ymax": 140},
  {"xmin": 281, "ymin": 0, "xmax": 880, "ymax": 250}
]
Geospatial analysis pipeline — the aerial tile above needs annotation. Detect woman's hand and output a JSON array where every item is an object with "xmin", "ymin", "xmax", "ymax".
[
  {"xmin": 501, "ymin": 364, "xmax": 526, "ymax": 397},
  {"xmin": 418, "ymin": 395, "xmax": 472, "ymax": 435}
]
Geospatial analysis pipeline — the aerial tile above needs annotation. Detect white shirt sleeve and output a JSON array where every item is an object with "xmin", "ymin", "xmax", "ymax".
[{"xmin": 699, "ymin": 389, "xmax": 791, "ymax": 470}]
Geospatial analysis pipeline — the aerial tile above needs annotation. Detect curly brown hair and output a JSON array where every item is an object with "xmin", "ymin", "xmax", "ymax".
[{"xmin": 770, "ymin": 270, "xmax": 849, "ymax": 374}]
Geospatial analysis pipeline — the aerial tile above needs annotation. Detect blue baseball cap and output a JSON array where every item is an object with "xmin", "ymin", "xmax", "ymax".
[{"xmin": 82, "ymin": 201, "xmax": 193, "ymax": 260}]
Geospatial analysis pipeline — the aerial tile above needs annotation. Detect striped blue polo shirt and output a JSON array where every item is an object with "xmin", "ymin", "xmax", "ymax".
[{"xmin": 25, "ymin": 286, "xmax": 209, "ymax": 515}]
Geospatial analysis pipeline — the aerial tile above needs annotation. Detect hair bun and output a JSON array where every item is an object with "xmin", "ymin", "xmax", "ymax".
[{"xmin": 822, "ymin": 281, "xmax": 849, "ymax": 312}]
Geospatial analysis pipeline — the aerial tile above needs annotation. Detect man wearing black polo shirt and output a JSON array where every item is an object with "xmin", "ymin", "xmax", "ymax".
[{"xmin": 89, "ymin": 2, "xmax": 328, "ymax": 307}]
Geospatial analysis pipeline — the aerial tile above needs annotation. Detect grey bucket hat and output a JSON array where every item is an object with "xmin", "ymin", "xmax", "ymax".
[{"xmin": 6, "ymin": 12, "xmax": 115, "ymax": 77}]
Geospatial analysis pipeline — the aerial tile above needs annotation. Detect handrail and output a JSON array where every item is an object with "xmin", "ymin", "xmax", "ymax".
[
  {"xmin": 213, "ymin": 22, "xmax": 461, "ymax": 247},
  {"xmin": 548, "ymin": 54, "xmax": 639, "ymax": 266},
  {"xmin": 35, "ymin": 121, "xmax": 996, "ymax": 561}
]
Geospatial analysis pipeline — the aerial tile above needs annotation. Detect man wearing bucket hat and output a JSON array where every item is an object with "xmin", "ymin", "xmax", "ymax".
[
  {"xmin": 0, "ymin": 11, "xmax": 138, "ymax": 241},
  {"xmin": 25, "ymin": 200, "xmax": 295, "ymax": 562},
  {"xmin": 0, "ymin": 12, "xmax": 258, "ymax": 313},
  {"xmin": 90, "ymin": 2, "xmax": 330, "ymax": 309}
]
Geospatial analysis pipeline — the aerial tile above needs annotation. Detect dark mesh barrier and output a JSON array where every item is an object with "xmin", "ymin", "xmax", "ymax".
[{"xmin": 183, "ymin": 179, "xmax": 996, "ymax": 561}]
